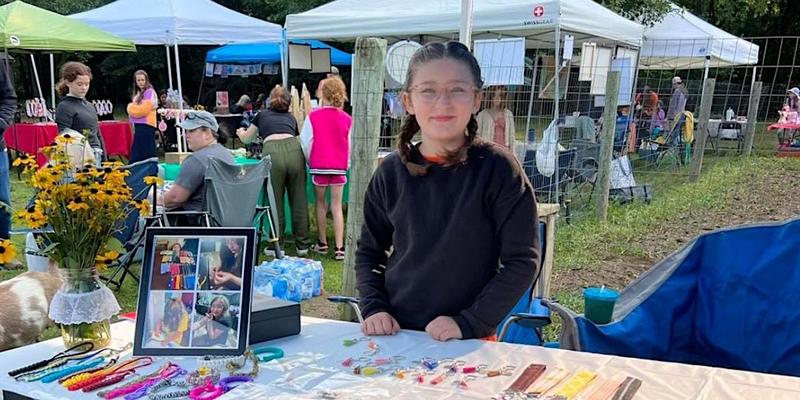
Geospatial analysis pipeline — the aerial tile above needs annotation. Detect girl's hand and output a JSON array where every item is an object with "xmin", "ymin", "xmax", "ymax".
[
  {"xmin": 213, "ymin": 271, "xmax": 234, "ymax": 285},
  {"xmin": 362, "ymin": 312, "xmax": 400, "ymax": 336},
  {"xmin": 425, "ymin": 316, "xmax": 462, "ymax": 341}
]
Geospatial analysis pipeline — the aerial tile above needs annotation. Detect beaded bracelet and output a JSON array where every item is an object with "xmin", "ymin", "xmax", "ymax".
[
  {"xmin": 197, "ymin": 354, "xmax": 245, "ymax": 372},
  {"xmin": 225, "ymin": 349, "xmax": 259, "ymax": 378},
  {"xmin": 186, "ymin": 368, "xmax": 220, "ymax": 387},
  {"xmin": 149, "ymin": 390, "xmax": 190, "ymax": 400},
  {"xmin": 143, "ymin": 378, "xmax": 191, "ymax": 400}
]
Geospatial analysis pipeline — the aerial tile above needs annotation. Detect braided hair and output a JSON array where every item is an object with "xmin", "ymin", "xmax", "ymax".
[{"xmin": 397, "ymin": 41, "xmax": 482, "ymax": 175}]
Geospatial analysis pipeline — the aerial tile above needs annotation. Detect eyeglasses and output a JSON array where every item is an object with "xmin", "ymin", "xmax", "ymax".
[{"xmin": 407, "ymin": 85, "xmax": 478, "ymax": 104}]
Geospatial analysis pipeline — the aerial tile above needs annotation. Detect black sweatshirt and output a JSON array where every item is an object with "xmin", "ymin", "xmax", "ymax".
[
  {"xmin": 0, "ymin": 61, "xmax": 16, "ymax": 151},
  {"xmin": 355, "ymin": 141, "xmax": 540, "ymax": 339},
  {"xmin": 55, "ymin": 95, "xmax": 105, "ymax": 151}
]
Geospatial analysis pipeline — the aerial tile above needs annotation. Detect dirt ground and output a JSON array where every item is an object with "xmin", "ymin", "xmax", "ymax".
[{"xmin": 551, "ymin": 168, "xmax": 800, "ymax": 293}]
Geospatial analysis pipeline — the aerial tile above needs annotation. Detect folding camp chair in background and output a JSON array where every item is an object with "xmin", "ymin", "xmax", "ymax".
[
  {"xmin": 161, "ymin": 157, "xmax": 283, "ymax": 260},
  {"xmin": 103, "ymin": 157, "xmax": 161, "ymax": 291}
]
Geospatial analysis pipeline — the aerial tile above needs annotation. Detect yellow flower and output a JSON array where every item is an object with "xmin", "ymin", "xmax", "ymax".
[
  {"xmin": 134, "ymin": 199, "xmax": 151, "ymax": 216},
  {"xmin": 12, "ymin": 154, "xmax": 37, "ymax": 173},
  {"xmin": 143, "ymin": 176, "xmax": 164, "ymax": 187},
  {"xmin": 95, "ymin": 251, "xmax": 120, "ymax": 272},
  {"xmin": 0, "ymin": 239, "xmax": 16, "ymax": 265},
  {"xmin": 55, "ymin": 133, "xmax": 77, "ymax": 145},
  {"xmin": 67, "ymin": 197, "xmax": 90, "ymax": 212}
]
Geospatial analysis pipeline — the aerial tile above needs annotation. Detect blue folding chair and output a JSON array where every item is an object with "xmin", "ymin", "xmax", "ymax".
[{"xmin": 546, "ymin": 219, "xmax": 800, "ymax": 376}]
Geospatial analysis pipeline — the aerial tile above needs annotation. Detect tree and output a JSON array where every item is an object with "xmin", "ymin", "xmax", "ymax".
[{"xmin": 600, "ymin": 0, "xmax": 674, "ymax": 27}]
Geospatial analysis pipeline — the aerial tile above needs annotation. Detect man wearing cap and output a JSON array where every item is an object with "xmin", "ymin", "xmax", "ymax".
[
  {"xmin": 667, "ymin": 76, "xmax": 688, "ymax": 128},
  {"xmin": 162, "ymin": 110, "xmax": 235, "ymax": 215},
  {"xmin": 327, "ymin": 66, "xmax": 340, "ymax": 78}
]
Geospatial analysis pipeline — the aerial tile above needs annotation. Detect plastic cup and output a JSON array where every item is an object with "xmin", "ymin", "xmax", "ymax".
[{"xmin": 583, "ymin": 287, "xmax": 620, "ymax": 324}]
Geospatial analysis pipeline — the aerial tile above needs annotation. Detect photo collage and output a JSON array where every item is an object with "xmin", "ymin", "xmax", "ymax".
[{"xmin": 143, "ymin": 235, "xmax": 247, "ymax": 350}]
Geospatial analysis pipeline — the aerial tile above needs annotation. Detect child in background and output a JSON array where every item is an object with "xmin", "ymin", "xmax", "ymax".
[
  {"xmin": 300, "ymin": 76, "xmax": 352, "ymax": 261},
  {"xmin": 154, "ymin": 296, "xmax": 189, "ymax": 346},
  {"xmin": 650, "ymin": 100, "xmax": 666, "ymax": 138},
  {"xmin": 355, "ymin": 41, "xmax": 540, "ymax": 341}
]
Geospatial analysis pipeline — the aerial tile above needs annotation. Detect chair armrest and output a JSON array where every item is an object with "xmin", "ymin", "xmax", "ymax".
[{"xmin": 327, "ymin": 296, "xmax": 364, "ymax": 325}]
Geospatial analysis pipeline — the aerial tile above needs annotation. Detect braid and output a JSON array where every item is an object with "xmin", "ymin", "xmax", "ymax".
[{"xmin": 397, "ymin": 115, "xmax": 429, "ymax": 176}]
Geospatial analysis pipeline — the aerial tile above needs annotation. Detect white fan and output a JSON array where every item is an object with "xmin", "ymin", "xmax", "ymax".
[{"xmin": 385, "ymin": 40, "xmax": 422, "ymax": 88}]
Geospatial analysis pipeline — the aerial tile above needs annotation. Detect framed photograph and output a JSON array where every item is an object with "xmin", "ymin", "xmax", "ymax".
[{"xmin": 134, "ymin": 227, "xmax": 256, "ymax": 357}]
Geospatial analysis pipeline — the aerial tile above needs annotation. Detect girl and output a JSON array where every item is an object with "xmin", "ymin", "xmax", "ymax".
[
  {"xmin": 236, "ymin": 86, "xmax": 310, "ymax": 256},
  {"xmin": 127, "ymin": 70, "xmax": 158, "ymax": 163},
  {"xmin": 650, "ymin": 100, "xmax": 666, "ymax": 138},
  {"xmin": 476, "ymin": 85, "xmax": 516, "ymax": 152},
  {"xmin": 301, "ymin": 76, "xmax": 352, "ymax": 260},
  {"xmin": 54, "ymin": 62, "xmax": 106, "ymax": 161},
  {"xmin": 192, "ymin": 295, "xmax": 234, "ymax": 347},
  {"xmin": 355, "ymin": 41, "xmax": 540, "ymax": 341},
  {"xmin": 211, "ymin": 238, "xmax": 244, "ymax": 290},
  {"xmin": 154, "ymin": 296, "xmax": 189, "ymax": 347}
]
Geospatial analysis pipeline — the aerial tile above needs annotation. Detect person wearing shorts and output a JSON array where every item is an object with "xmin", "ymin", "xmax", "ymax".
[{"xmin": 301, "ymin": 76, "xmax": 352, "ymax": 260}]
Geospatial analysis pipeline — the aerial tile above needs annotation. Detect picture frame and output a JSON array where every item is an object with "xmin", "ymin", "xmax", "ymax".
[{"xmin": 133, "ymin": 227, "xmax": 256, "ymax": 357}]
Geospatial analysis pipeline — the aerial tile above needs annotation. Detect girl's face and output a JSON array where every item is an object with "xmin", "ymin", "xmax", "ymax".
[
  {"xmin": 160, "ymin": 94, "xmax": 167, "ymax": 103},
  {"xmin": 172, "ymin": 243, "xmax": 181, "ymax": 252},
  {"xmin": 67, "ymin": 75, "xmax": 91, "ymax": 98},
  {"xmin": 490, "ymin": 90, "xmax": 504, "ymax": 109},
  {"xmin": 169, "ymin": 299, "xmax": 182, "ymax": 313},
  {"xmin": 226, "ymin": 239, "xmax": 240, "ymax": 253},
  {"xmin": 210, "ymin": 300, "xmax": 225, "ymax": 318},
  {"xmin": 403, "ymin": 58, "xmax": 481, "ymax": 146},
  {"xmin": 135, "ymin": 74, "xmax": 147, "ymax": 90}
]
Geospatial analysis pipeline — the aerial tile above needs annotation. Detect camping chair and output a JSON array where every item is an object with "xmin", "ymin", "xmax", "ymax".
[
  {"xmin": 649, "ymin": 113, "xmax": 688, "ymax": 168},
  {"xmin": 329, "ymin": 222, "xmax": 549, "ymax": 345},
  {"xmin": 709, "ymin": 120, "xmax": 744, "ymax": 155},
  {"xmin": 103, "ymin": 157, "xmax": 160, "ymax": 291},
  {"xmin": 562, "ymin": 139, "xmax": 600, "ymax": 214},
  {"xmin": 161, "ymin": 157, "xmax": 283, "ymax": 259},
  {"xmin": 523, "ymin": 148, "xmax": 577, "ymax": 205},
  {"xmin": 538, "ymin": 219, "xmax": 800, "ymax": 376}
]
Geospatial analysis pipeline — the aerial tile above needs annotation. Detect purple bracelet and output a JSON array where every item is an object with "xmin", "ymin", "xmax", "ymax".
[{"xmin": 219, "ymin": 375, "xmax": 253, "ymax": 392}]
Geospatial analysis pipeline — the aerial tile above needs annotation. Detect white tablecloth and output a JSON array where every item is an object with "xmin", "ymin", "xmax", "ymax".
[
  {"xmin": 708, "ymin": 119, "xmax": 747, "ymax": 139},
  {"xmin": 2, "ymin": 317, "xmax": 800, "ymax": 399}
]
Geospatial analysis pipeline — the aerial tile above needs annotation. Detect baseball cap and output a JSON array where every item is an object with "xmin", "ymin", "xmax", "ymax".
[
  {"xmin": 330, "ymin": 66, "xmax": 340, "ymax": 75},
  {"xmin": 177, "ymin": 110, "xmax": 219, "ymax": 134},
  {"xmin": 672, "ymin": 76, "xmax": 682, "ymax": 84}
]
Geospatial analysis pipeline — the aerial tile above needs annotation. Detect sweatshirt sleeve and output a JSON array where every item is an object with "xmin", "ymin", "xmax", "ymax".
[
  {"xmin": 299, "ymin": 115, "xmax": 313, "ymax": 161},
  {"xmin": 354, "ymin": 166, "xmax": 394, "ymax": 319},
  {"xmin": 453, "ymin": 155, "xmax": 540, "ymax": 339},
  {"xmin": 127, "ymin": 100, "xmax": 155, "ymax": 118}
]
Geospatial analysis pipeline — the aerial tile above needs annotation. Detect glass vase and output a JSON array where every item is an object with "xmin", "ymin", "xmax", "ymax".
[{"xmin": 58, "ymin": 268, "xmax": 112, "ymax": 348}]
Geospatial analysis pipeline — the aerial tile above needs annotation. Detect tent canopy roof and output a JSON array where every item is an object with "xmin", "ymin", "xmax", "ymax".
[
  {"xmin": 71, "ymin": 0, "xmax": 282, "ymax": 45},
  {"xmin": 0, "ymin": 1, "xmax": 135, "ymax": 52},
  {"xmin": 640, "ymin": 4, "xmax": 759, "ymax": 69},
  {"xmin": 285, "ymin": 0, "xmax": 644, "ymax": 48},
  {"xmin": 206, "ymin": 39, "xmax": 352, "ymax": 66}
]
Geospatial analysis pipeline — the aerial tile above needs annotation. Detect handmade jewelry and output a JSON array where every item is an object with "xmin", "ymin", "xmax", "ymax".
[
  {"xmin": 9, "ymin": 342, "xmax": 94, "ymax": 378},
  {"xmin": 252, "ymin": 346, "xmax": 283, "ymax": 363},
  {"xmin": 188, "ymin": 379, "xmax": 223, "ymax": 400},
  {"xmin": 65, "ymin": 357, "xmax": 153, "ymax": 392},
  {"xmin": 219, "ymin": 375, "xmax": 253, "ymax": 392},
  {"xmin": 551, "ymin": 369, "xmax": 597, "ymax": 399},
  {"xmin": 38, "ymin": 344, "xmax": 132, "ymax": 384},
  {"xmin": 95, "ymin": 362, "xmax": 163, "ymax": 398},
  {"xmin": 225, "ymin": 349, "xmax": 259, "ymax": 378},
  {"xmin": 145, "ymin": 378, "xmax": 191, "ymax": 400},
  {"xmin": 102, "ymin": 363, "xmax": 184, "ymax": 399},
  {"xmin": 197, "ymin": 355, "xmax": 245, "ymax": 372},
  {"xmin": 61, "ymin": 358, "xmax": 118, "ymax": 385},
  {"xmin": 186, "ymin": 368, "xmax": 220, "ymax": 386}
]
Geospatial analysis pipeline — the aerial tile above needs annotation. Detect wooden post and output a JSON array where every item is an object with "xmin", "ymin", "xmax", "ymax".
[
  {"xmin": 690, "ymin": 78, "xmax": 716, "ymax": 182},
  {"xmin": 743, "ymin": 81, "xmax": 763, "ymax": 156},
  {"xmin": 594, "ymin": 71, "xmax": 620, "ymax": 222},
  {"xmin": 340, "ymin": 38, "xmax": 387, "ymax": 321}
]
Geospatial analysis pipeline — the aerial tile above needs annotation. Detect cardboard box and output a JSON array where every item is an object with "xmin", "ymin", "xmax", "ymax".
[
  {"xmin": 164, "ymin": 152, "xmax": 191, "ymax": 164},
  {"xmin": 249, "ymin": 294, "xmax": 300, "ymax": 344}
]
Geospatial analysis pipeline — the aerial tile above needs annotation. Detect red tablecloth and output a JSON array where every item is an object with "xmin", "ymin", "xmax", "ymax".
[
  {"xmin": 5, "ymin": 121, "xmax": 134, "ymax": 165},
  {"xmin": 767, "ymin": 122, "xmax": 800, "ymax": 131},
  {"xmin": 99, "ymin": 120, "xmax": 133, "ymax": 159}
]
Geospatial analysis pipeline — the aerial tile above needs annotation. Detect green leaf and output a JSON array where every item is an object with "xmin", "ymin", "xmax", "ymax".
[{"xmin": 104, "ymin": 237, "xmax": 126, "ymax": 255}]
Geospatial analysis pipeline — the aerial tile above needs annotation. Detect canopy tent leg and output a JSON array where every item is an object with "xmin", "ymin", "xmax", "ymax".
[
  {"xmin": 281, "ymin": 28, "xmax": 288, "ymax": 88},
  {"xmin": 166, "ymin": 45, "xmax": 173, "ymax": 90},
  {"xmin": 524, "ymin": 52, "xmax": 540, "ymax": 144},
  {"xmin": 459, "ymin": 0, "xmax": 474, "ymax": 50},
  {"xmin": 553, "ymin": 25, "xmax": 561, "ymax": 205},
  {"xmin": 174, "ymin": 43, "xmax": 186, "ymax": 153},
  {"xmin": 49, "ymin": 54, "xmax": 55, "ymax": 109}
]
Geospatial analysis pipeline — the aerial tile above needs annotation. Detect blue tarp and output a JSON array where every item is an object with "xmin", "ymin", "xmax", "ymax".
[
  {"xmin": 206, "ymin": 39, "xmax": 352, "ymax": 66},
  {"xmin": 559, "ymin": 219, "xmax": 800, "ymax": 377}
]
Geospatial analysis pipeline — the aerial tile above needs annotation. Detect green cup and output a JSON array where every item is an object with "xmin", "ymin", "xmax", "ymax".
[{"xmin": 583, "ymin": 287, "xmax": 620, "ymax": 324}]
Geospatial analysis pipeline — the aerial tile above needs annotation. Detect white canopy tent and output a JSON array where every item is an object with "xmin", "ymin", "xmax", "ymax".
[
  {"xmin": 639, "ymin": 4, "xmax": 759, "ymax": 71},
  {"xmin": 72, "ymin": 0, "xmax": 283, "ymax": 151},
  {"xmin": 285, "ymin": 0, "xmax": 643, "ymax": 48}
]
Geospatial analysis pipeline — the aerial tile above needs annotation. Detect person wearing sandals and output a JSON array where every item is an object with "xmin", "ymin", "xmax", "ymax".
[{"xmin": 300, "ymin": 76, "xmax": 352, "ymax": 260}]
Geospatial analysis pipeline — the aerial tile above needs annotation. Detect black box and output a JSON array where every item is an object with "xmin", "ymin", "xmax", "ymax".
[{"xmin": 248, "ymin": 294, "xmax": 301, "ymax": 344}]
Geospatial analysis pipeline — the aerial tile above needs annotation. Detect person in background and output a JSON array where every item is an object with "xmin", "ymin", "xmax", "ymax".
[
  {"xmin": 161, "ymin": 110, "xmax": 234, "ymax": 224},
  {"xmin": 54, "ymin": 62, "xmax": 106, "ymax": 161},
  {"xmin": 650, "ymin": 100, "xmax": 666, "ymax": 138},
  {"xmin": 127, "ymin": 70, "xmax": 158, "ymax": 163},
  {"xmin": 0, "ymin": 58, "xmax": 16, "ymax": 268},
  {"xmin": 301, "ymin": 76, "xmax": 352, "ymax": 261},
  {"xmin": 476, "ymin": 85, "xmax": 516, "ymax": 153},
  {"xmin": 236, "ymin": 86, "xmax": 311, "ymax": 256},
  {"xmin": 157, "ymin": 89, "xmax": 178, "ymax": 152},
  {"xmin": 327, "ymin": 66, "xmax": 340, "ymax": 79},
  {"xmin": 666, "ymin": 76, "xmax": 688, "ymax": 128},
  {"xmin": 785, "ymin": 87, "xmax": 800, "ymax": 114},
  {"xmin": 355, "ymin": 41, "xmax": 539, "ymax": 341}
]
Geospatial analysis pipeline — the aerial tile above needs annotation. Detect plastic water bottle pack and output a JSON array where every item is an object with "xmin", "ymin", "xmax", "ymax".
[{"xmin": 253, "ymin": 257, "xmax": 324, "ymax": 302}]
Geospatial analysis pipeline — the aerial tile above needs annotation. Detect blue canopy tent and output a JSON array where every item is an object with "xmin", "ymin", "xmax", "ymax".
[{"xmin": 206, "ymin": 39, "xmax": 352, "ymax": 67}]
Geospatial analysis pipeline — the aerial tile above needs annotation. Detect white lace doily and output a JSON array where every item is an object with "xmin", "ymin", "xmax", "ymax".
[{"xmin": 49, "ymin": 286, "xmax": 121, "ymax": 325}]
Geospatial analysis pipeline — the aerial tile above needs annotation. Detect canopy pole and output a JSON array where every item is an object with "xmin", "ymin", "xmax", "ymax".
[
  {"xmin": 29, "ymin": 54, "xmax": 45, "ymax": 106},
  {"xmin": 49, "ymin": 54, "xmax": 56, "ymax": 109},
  {"xmin": 174, "ymin": 43, "xmax": 185, "ymax": 153},
  {"xmin": 166, "ymin": 45, "xmax": 173, "ymax": 90},
  {"xmin": 553, "ymin": 24, "xmax": 561, "ymax": 205},
  {"xmin": 459, "ymin": 0, "xmax": 475, "ymax": 50},
  {"xmin": 524, "ymin": 52, "xmax": 540, "ymax": 143},
  {"xmin": 281, "ymin": 28, "xmax": 289, "ymax": 88}
]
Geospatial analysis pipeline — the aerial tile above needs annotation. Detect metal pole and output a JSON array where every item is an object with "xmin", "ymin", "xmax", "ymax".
[
  {"xmin": 49, "ymin": 54, "xmax": 56, "ymax": 109},
  {"xmin": 174, "ymin": 43, "xmax": 185, "ymax": 153},
  {"xmin": 459, "ymin": 0, "xmax": 475, "ymax": 50},
  {"xmin": 281, "ymin": 28, "xmax": 289, "ymax": 88},
  {"xmin": 165, "ymin": 45, "xmax": 173, "ymax": 90},
  {"xmin": 29, "ymin": 54, "xmax": 44, "ymax": 102},
  {"xmin": 553, "ymin": 24, "xmax": 562, "ymax": 205},
  {"xmin": 524, "ymin": 53, "xmax": 540, "ymax": 142}
]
